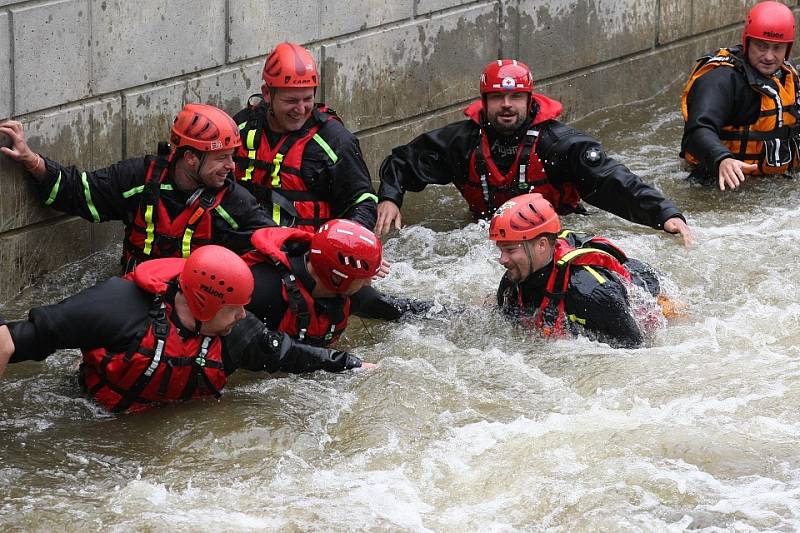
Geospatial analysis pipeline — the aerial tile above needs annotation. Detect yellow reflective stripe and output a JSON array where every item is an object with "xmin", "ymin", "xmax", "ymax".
[
  {"xmin": 81, "ymin": 172, "xmax": 101, "ymax": 222},
  {"xmin": 143, "ymin": 205, "xmax": 155, "ymax": 255},
  {"xmin": 312, "ymin": 133, "xmax": 338, "ymax": 163},
  {"xmin": 355, "ymin": 192, "xmax": 378, "ymax": 204},
  {"xmin": 214, "ymin": 205, "xmax": 239, "ymax": 230},
  {"xmin": 182, "ymin": 228, "xmax": 194, "ymax": 257},
  {"xmin": 582, "ymin": 265, "xmax": 606, "ymax": 284},
  {"xmin": 45, "ymin": 172, "xmax": 62, "ymax": 205},
  {"xmin": 557, "ymin": 247, "xmax": 614, "ymax": 266},
  {"xmin": 243, "ymin": 129, "xmax": 257, "ymax": 182},
  {"xmin": 567, "ymin": 314, "xmax": 587, "ymax": 325},
  {"xmin": 122, "ymin": 185, "xmax": 144, "ymax": 198},
  {"xmin": 558, "ymin": 229, "xmax": 573, "ymax": 238},
  {"xmin": 270, "ymin": 153, "xmax": 284, "ymax": 187}
]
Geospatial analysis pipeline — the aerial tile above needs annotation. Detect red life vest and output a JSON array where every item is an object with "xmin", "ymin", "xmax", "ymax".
[
  {"xmin": 234, "ymin": 99, "xmax": 340, "ymax": 232},
  {"xmin": 243, "ymin": 227, "xmax": 350, "ymax": 346},
  {"xmin": 534, "ymin": 234, "xmax": 632, "ymax": 337},
  {"xmin": 122, "ymin": 152, "xmax": 228, "ymax": 272},
  {"xmin": 460, "ymin": 95, "xmax": 581, "ymax": 218},
  {"xmin": 81, "ymin": 258, "xmax": 227, "ymax": 413}
]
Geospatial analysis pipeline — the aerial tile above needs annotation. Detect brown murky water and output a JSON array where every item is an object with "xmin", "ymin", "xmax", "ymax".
[{"xmin": 3, "ymin": 82, "xmax": 800, "ymax": 531}]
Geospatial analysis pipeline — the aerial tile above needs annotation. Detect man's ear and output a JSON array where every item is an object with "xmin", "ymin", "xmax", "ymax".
[{"xmin": 182, "ymin": 149, "xmax": 199, "ymax": 168}]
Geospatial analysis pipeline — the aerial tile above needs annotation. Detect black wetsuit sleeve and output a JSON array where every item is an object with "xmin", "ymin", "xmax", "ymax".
[
  {"xmin": 681, "ymin": 66, "xmax": 761, "ymax": 171},
  {"xmin": 305, "ymin": 120, "xmax": 378, "ymax": 230},
  {"xmin": 538, "ymin": 121, "xmax": 683, "ymax": 229},
  {"xmin": 565, "ymin": 268, "xmax": 643, "ymax": 348},
  {"xmin": 33, "ymin": 157, "xmax": 149, "ymax": 223},
  {"xmin": 212, "ymin": 182, "xmax": 274, "ymax": 255},
  {"xmin": 7, "ymin": 277, "xmax": 151, "ymax": 363},
  {"xmin": 221, "ymin": 313, "xmax": 361, "ymax": 374},
  {"xmin": 377, "ymin": 120, "xmax": 479, "ymax": 208}
]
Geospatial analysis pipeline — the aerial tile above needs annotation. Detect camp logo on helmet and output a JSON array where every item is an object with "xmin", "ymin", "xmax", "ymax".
[
  {"xmin": 200, "ymin": 283, "xmax": 224, "ymax": 299},
  {"xmin": 763, "ymin": 31, "xmax": 785, "ymax": 39},
  {"xmin": 494, "ymin": 200, "xmax": 517, "ymax": 217},
  {"xmin": 210, "ymin": 140, "xmax": 223, "ymax": 150},
  {"xmin": 501, "ymin": 77, "xmax": 516, "ymax": 90}
]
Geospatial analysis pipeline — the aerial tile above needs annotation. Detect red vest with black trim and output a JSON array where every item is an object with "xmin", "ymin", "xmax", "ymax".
[
  {"xmin": 122, "ymin": 152, "xmax": 228, "ymax": 272},
  {"xmin": 243, "ymin": 227, "xmax": 350, "ymax": 346},
  {"xmin": 80, "ymin": 258, "xmax": 227, "ymax": 413},
  {"xmin": 460, "ymin": 95, "xmax": 581, "ymax": 219},
  {"xmin": 235, "ymin": 100, "xmax": 340, "ymax": 232},
  {"xmin": 534, "ymin": 234, "xmax": 632, "ymax": 337}
]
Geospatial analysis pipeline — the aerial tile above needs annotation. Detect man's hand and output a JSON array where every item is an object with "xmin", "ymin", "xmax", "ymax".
[
  {"xmin": 718, "ymin": 158, "xmax": 757, "ymax": 191},
  {"xmin": 0, "ymin": 120, "xmax": 45, "ymax": 179},
  {"xmin": 663, "ymin": 216, "xmax": 694, "ymax": 247},
  {"xmin": 373, "ymin": 259, "xmax": 391, "ymax": 280},
  {"xmin": 375, "ymin": 200, "xmax": 402, "ymax": 235},
  {"xmin": 0, "ymin": 324, "xmax": 16, "ymax": 379}
]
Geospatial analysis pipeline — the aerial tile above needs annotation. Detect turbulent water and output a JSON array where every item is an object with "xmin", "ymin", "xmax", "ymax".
[{"xmin": 4, "ymin": 84, "xmax": 800, "ymax": 532}]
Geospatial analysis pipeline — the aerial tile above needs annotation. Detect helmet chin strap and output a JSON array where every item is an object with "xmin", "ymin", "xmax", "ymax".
[
  {"xmin": 184, "ymin": 151, "xmax": 207, "ymax": 189},
  {"xmin": 523, "ymin": 241, "xmax": 535, "ymax": 280}
]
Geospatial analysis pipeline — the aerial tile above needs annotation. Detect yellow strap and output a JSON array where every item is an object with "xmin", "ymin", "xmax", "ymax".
[
  {"xmin": 567, "ymin": 314, "xmax": 587, "ymax": 325},
  {"xmin": 143, "ymin": 205, "xmax": 155, "ymax": 255},
  {"xmin": 182, "ymin": 228, "xmax": 194, "ymax": 258},
  {"xmin": 243, "ymin": 129, "xmax": 257, "ymax": 182},
  {"xmin": 272, "ymin": 203, "xmax": 281, "ymax": 225},
  {"xmin": 581, "ymin": 265, "xmax": 606, "ymax": 284},
  {"xmin": 557, "ymin": 247, "xmax": 615, "ymax": 266},
  {"xmin": 270, "ymin": 153, "xmax": 284, "ymax": 187}
]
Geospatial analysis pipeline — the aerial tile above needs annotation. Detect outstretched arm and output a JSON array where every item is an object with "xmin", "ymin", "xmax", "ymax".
[{"xmin": 222, "ymin": 313, "xmax": 372, "ymax": 374}]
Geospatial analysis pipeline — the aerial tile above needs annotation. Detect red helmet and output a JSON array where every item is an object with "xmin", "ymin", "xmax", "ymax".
[
  {"xmin": 179, "ymin": 245, "xmax": 254, "ymax": 321},
  {"xmin": 170, "ymin": 104, "xmax": 241, "ymax": 152},
  {"xmin": 262, "ymin": 42, "xmax": 319, "ymax": 93},
  {"xmin": 743, "ymin": 1, "xmax": 795, "ymax": 58},
  {"xmin": 489, "ymin": 193, "xmax": 560, "ymax": 242},
  {"xmin": 309, "ymin": 219, "xmax": 382, "ymax": 293},
  {"xmin": 480, "ymin": 59, "xmax": 534, "ymax": 96}
]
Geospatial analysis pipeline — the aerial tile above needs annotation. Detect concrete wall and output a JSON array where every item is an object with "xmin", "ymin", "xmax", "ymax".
[{"xmin": 0, "ymin": 0, "xmax": 796, "ymax": 300}]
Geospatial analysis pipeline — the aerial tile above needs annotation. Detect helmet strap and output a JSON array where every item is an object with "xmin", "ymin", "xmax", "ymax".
[{"xmin": 523, "ymin": 241, "xmax": 535, "ymax": 279}]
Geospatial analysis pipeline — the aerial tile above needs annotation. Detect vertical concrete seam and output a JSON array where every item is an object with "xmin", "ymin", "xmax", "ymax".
[
  {"xmin": 497, "ymin": 0, "xmax": 504, "ymax": 58},
  {"xmin": 87, "ymin": 0, "xmax": 94, "ymax": 166},
  {"xmin": 7, "ymin": 8, "xmax": 14, "ymax": 119},
  {"xmin": 121, "ymin": 94, "xmax": 128, "ymax": 160},
  {"xmin": 320, "ymin": 43, "xmax": 326, "ymax": 103},
  {"xmin": 224, "ymin": 0, "xmax": 230, "ymax": 64},
  {"xmin": 654, "ymin": 0, "xmax": 661, "ymax": 48},
  {"xmin": 318, "ymin": 1, "xmax": 325, "ymax": 104}
]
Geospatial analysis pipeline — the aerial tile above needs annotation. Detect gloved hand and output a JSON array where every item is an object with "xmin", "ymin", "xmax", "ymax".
[{"xmin": 260, "ymin": 329, "xmax": 362, "ymax": 373}]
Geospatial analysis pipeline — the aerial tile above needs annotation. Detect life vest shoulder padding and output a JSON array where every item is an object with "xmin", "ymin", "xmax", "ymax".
[
  {"xmin": 243, "ymin": 227, "xmax": 313, "ymax": 267},
  {"xmin": 125, "ymin": 258, "xmax": 186, "ymax": 293}
]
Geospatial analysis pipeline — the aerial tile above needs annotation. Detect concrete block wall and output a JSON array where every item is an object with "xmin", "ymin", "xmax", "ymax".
[{"xmin": 0, "ymin": 0, "xmax": 796, "ymax": 300}]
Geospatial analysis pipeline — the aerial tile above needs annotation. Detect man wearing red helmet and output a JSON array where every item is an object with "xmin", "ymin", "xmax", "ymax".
[
  {"xmin": 243, "ymin": 219, "xmax": 387, "ymax": 348},
  {"xmin": 681, "ymin": 1, "xmax": 799, "ymax": 190},
  {"xmin": 490, "ymin": 193, "xmax": 666, "ymax": 348},
  {"xmin": 377, "ymin": 59, "xmax": 692, "ymax": 246},
  {"xmin": 0, "ymin": 104, "xmax": 273, "ymax": 272},
  {"xmin": 233, "ymin": 42, "xmax": 378, "ymax": 232},
  {"xmin": 0, "ymin": 245, "xmax": 369, "ymax": 413}
]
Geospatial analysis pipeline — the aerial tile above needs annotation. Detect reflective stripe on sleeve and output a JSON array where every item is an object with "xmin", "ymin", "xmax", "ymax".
[
  {"xmin": 44, "ymin": 172, "xmax": 62, "ymax": 205},
  {"xmin": 81, "ymin": 172, "xmax": 101, "ymax": 222}
]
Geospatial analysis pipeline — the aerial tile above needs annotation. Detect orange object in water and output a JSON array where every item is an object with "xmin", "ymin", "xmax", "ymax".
[{"xmin": 657, "ymin": 294, "xmax": 688, "ymax": 320}]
